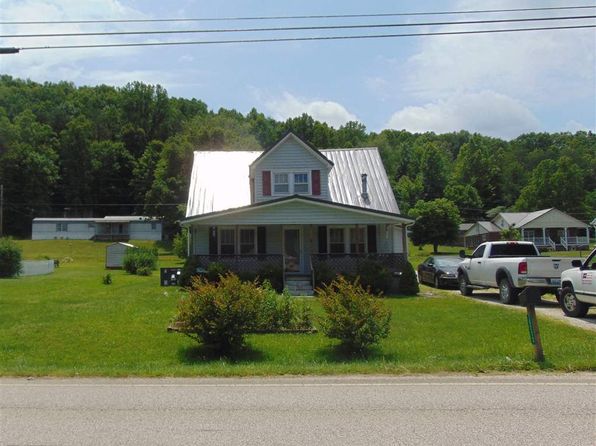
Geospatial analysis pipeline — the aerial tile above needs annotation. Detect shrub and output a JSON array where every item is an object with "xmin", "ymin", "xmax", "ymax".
[
  {"xmin": 0, "ymin": 238, "xmax": 22, "ymax": 278},
  {"xmin": 356, "ymin": 259, "xmax": 391, "ymax": 294},
  {"xmin": 173, "ymin": 273, "xmax": 263, "ymax": 353},
  {"xmin": 318, "ymin": 276, "xmax": 391, "ymax": 352},
  {"xmin": 253, "ymin": 283, "xmax": 314, "ymax": 332},
  {"xmin": 180, "ymin": 256, "xmax": 202, "ymax": 287},
  {"xmin": 206, "ymin": 262, "xmax": 229, "ymax": 282},
  {"xmin": 172, "ymin": 230, "xmax": 188, "ymax": 259},
  {"xmin": 123, "ymin": 247, "xmax": 158, "ymax": 275},
  {"xmin": 256, "ymin": 263, "xmax": 284, "ymax": 292},
  {"xmin": 102, "ymin": 273, "xmax": 112, "ymax": 285},
  {"xmin": 314, "ymin": 261, "xmax": 337, "ymax": 288},
  {"xmin": 397, "ymin": 262, "xmax": 419, "ymax": 295}
]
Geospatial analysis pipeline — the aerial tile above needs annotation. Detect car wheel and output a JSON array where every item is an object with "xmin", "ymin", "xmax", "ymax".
[
  {"xmin": 434, "ymin": 275, "xmax": 441, "ymax": 289},
  {"xmin": 560, "ymin": 287, "xmax": 590, "ymax": 318},
  {"xmin": 458, "ymin": 274, "xmax": 473, "ymax": 296},
  {"xmin": 498, "ymin": 278, "xmax": 519, "ymax": 305}
]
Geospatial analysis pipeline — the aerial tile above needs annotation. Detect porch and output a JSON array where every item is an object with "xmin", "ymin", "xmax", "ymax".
[
  {"xmin": 521, "ymin": 227, "xmax": 590, "ymax": 251},
  {"xmin": 93, "ymin": 222, "xmax": 130, "ymax": 242}
]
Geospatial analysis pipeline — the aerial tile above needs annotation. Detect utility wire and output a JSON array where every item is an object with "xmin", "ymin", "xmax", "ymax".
[
  {"xmin": 4, "ymin": 15, "xmax": 594, "ymax": 39},
  {"xmin": 1, "ymin": 4, "xmax": 594, "ymax": 25},
  {"xmin": 16, "ymin": 24, "xmax": 596, "ymax": 51}
]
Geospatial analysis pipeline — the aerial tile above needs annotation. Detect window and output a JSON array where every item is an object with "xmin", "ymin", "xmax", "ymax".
[
  {"xmin": 151, "ymin": 222, "xmax": 157, "ymax": 230},
  {"xmin": 239, "ymin": 228, "xmax": 256, "ymax": 255},
  {"xmin": 293, "ymin": 173, "xmax": 309, "ymax": 193},
  {"xmin": 349, "ymin": 227, "xmax": 366, "ymax": 253},
  {"xmin": 272, "ymin": 171, "xmax": 310, "ymax": 194},
  {"xmin": 56, "ymin": 223, "xmax": 68, "ymax": 232},
  {"xmin": 329, "ymin": 228, "xmax": 345, "ymax": 254},
  {"xmin": 220, "ymin": 228, "xmax": 235, "ymax": 255},
  {"xmin": 472, "ymin": 245, "xmax": 485, "ymax": 258},
  {"xmin": 273, "ymin": 173, "xmax": 289, "ymax": 194}
]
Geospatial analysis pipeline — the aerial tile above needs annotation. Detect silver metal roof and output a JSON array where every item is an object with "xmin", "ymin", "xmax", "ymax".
[{"xmin": 185, "ymin": 147, "xmax": 401, "ymax": 217}]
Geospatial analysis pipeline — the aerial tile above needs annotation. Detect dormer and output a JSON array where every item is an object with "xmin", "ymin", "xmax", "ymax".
[{"xmin": 249, "ymin": 132, "xmax": 334, "ymax": 203}]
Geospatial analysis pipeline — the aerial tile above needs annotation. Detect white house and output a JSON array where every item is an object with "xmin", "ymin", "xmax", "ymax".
[
  {"xmin": 463, "ymin": 221, "xmax": 501, "ymax": 248},
  {"xmin": 32, "ymin": 216, "xmax": 162, "ymax": 241},
  {"xmin": 490, "ymin": 208, "xmax": 589, "ymax": 250},
  {"xmin": 181, "ymin": 132, "xmax": 413, "ymax": 292}
]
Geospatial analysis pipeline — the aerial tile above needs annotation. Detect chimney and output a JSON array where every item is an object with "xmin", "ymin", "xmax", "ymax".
[{"xmin": 361, "ymin": 173, "xmax": 369, "ymax": 200}]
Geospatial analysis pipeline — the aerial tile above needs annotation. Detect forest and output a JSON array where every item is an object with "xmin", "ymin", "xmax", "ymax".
[{"xmin": 0, "ymin": 74, "xmax": 594, "ymax": 238}]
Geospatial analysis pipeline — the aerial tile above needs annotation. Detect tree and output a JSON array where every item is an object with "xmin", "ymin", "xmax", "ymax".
[
  {"xmin": 444, "ymin": 184, "xmax": 483, "ymax": 221},
  {"xmin": 416, "ymin": 141, "xmax": 449, "ymax": 200},
  {"xmin": 500, "ymin": 226, "xmax": 521, "ymax": 241},
  {"xmin": 394, "ymin": 175, "xmax": 423, "ymax": 216},
  {"xmin": 410, "ymin": 199, "xmax": 462, "ymax": 253},
  {"xmin": 59, "ymin": 116, "xmax": 94, "ymax": 205}
]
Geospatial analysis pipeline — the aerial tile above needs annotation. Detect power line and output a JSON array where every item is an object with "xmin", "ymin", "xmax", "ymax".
[
  {"xmin": 16, "ymin": 24, "xmax": 596, "ymax": 51},
  {"xmin": 2, "ymin": 5, "xmax": 594, "ymax": 25},
  {"xmin": 4, "ymin": 14, "xmax": 594, "ymax": 39}
]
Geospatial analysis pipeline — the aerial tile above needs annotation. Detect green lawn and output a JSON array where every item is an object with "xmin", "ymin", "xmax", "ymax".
[{"xmin": 0, "ymin": 240, "xmax": 594, "ymax": 376}]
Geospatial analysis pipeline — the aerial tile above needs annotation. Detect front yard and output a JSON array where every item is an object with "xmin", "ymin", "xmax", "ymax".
[{"xmin": 0, "ymin": 240, "xmax": 594, "ymax": 376}]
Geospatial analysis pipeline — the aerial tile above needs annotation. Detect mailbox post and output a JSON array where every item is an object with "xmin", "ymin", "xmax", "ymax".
[{"xmin": 518, "ymin": 287, "xmax": 545, "ymax": 362}]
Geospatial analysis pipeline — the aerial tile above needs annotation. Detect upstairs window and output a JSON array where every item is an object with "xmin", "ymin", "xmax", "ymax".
[
  {"xmin": 293, "ymin": 173, "xmax": 309, "ymax": 193},
  {"xmin": 273, "ymin": 173, "xmax": 289, "ymax": 194},
  {"xmin": 272, "ymin": 171, "xmax": 310, "ymax": 195}
]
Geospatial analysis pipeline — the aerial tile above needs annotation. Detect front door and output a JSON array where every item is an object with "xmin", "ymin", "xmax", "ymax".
[{"xmin": 283, "ymin": 227, "xmax": 301, "ymax": 272}]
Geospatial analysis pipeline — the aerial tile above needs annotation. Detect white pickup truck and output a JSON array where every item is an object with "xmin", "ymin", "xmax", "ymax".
[
  {"xmin": 559, "ymin": 247, "xmax": 596, "ymax": 317},
  {"xmin": 457, "ymin": 241, "xmax": 579, "ymax": 304}
]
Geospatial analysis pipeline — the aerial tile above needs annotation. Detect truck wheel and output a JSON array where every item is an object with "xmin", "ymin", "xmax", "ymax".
[
  {"xmin": 458, "ymin": 274, "xmax": 473, "ymax": 296},
  {"xmin": 498, "ymin": 278, "xmax": 519, "ymax": 305},
  {"xmin": 560, "ymin": 287, "xmax": 590, "ymax": 318}
]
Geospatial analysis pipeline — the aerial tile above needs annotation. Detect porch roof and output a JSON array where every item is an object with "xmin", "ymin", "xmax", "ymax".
[{"xmin": 181, "ymin": 195, "xmax": 413, "ymax": 226}]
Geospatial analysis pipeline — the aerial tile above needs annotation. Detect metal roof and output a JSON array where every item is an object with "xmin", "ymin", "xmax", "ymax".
[
  {"xmin": 185, "ymin": 147, "xmax": 401, "ymax": 218},
  {"xmin": 323, "ymin": 148, "xmax": 400, "ymax": 214}
]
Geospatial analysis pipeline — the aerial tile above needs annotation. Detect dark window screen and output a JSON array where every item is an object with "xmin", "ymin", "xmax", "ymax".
[{"xmin": 490, "ymin": 244, "xmax": 538, "ymax": 256}]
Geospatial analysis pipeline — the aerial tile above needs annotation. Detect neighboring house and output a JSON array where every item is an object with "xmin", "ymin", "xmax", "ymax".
[
  {"xmin": 456, "ymin": 223, "xmax": 474, "ymax": 246},
  {"xmin": 181, "ymin": 132, "xmax": 413, "ymax": 292},
  {"xmin": 463, "ymin": 221, "xmax": 501, "ymax": 248},
  {"xmin": 485, "ymin": 208, "xmax": 589, "ymax": 250},
  {"xmin": 32, "ymin": 216, "xmax": 162, "ymax": 241}
]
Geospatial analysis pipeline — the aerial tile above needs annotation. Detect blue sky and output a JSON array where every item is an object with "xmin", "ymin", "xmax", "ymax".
[{"xmin": 1, "ymin": 0, "xmax": 595, "ymax": 139}]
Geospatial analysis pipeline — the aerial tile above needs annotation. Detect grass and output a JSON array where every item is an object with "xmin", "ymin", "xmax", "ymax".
[{"xmin": 0, "ymin": 240, "xmax": 594, "ymax": 377}]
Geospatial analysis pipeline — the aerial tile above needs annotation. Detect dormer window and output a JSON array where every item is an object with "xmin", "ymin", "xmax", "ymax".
[{"xmin": 272, "ymin": 171, "xmax": 310, "ymax": 195}]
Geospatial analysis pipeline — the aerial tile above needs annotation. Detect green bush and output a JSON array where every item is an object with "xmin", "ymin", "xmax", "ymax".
[
  {"xmin": 0, "ymin": 238, "xmax": 22, "ymax": 278},
  {"xmin": 397, "ymin": 262, "xmax": 419, "ymax": 295},
  {"xmin": 356, "ymin": 259, "xmax": 391, "ymax": 294},
  {"xmin": 253, "ymin": 282, "xmax": 314, "ymax": 332},
  {"xmin": 256, "ymin": 263, "xmax": 284, "ymax": 292},
  {"xmin": 314, "ymin": 261, "xmax": 337, "ymax": 288},
  {"xmin": 102, "ymin": 273, "xmax": 112, "ymax": 285},
  {"xmin": 206, "ymin": 262, "xmax": 229, "ymax": 282},
  {"xmin": 180, "ymin": 256, "xmax": 202, "ymax": 287},
  {"xmin": 122, "ymin": 247, "xmax": 158, "ymax": 275},
  {"xmin": 172, "ymin": 230, "xmax": 188, "ymax": 259},
  {"xmin": 173, "ymin": 273, "xmax": 263, "ymax": 353},
  {"xmin": 318, "ymin": 276, "xmax": 391, "ymax": 352}
]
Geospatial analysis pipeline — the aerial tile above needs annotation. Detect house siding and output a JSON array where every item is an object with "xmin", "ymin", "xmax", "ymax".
[
  {"xmin": 253, "ymin": 140, "xmax": 331, "ymax": 202},
  {"xmin": 520, "ymin": 209, "xmax": 588, "ymax": 230},
  {"xmin": 129, "ymin": 222, "xmax": 162, "ymax": 240},
  {"xmin": 32, "ymin": 221, "xmax": 96, "ymax": 240}
]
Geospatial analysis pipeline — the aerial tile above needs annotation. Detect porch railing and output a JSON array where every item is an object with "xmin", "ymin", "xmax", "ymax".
[
  {"xmin": 522, "ymin": 236, "xmax": 556, "ymax": 249},
  {"xmin": 561, "ymin": 236, "xmax": 589, "ymax": 250},
  {"xmin": 311, "ymin": 253, "xmax": 407, "ymax": 275},
  {"xmin": 192, "ymin": 254, "xmax": 283, "ymax": 274}
]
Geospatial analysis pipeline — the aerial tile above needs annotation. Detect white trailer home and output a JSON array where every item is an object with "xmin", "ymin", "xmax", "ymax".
[{"xmin": 32, "ymin": 216, "xmax": 162, "ymax": 241}]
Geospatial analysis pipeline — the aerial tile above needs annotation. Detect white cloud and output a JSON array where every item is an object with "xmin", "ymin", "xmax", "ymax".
[
  {"xmin": 2, "ymin": 0, "xmax": 146, "ymax": 81},
  {"xmin": 403, "ymin": 0, "xmax": 595, "ymax": 105},
  {"xmin": 565, "ymin": 119, "xmax": 595, "ymax": 133},
  {"xmin": 263, "ymin": 92, "xmax": 358, "ymax": 128},
  {"xmin": 386, "ymin": 91, "xmax": 540, "ymax": 139}
]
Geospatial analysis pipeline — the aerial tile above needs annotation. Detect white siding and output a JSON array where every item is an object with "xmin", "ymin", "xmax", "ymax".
[
  {"xmin": 521, "ymin": 209, "xmax": 588, "ymax": 229},
  {"xmin": 32, "ymin": 221, "xmax": 95, "ymax": 240},
  {"xmin": 129, "ymin": 222, "xmax": 162, "ymax": 241},
  {"xmin": 391, "ymin": 226, "xmax": 404, "ymax": 253},
  {"xmin": 254, "ymin": 139, "xmax": 331, "ymax": 202},
  {"xmin": 105, "ymin": 243, "xmax": 132, "ymax": 268}
]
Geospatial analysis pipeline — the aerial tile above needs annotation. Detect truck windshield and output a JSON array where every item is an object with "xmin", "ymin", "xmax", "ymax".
[{"xmin": 489, "ymin": 244, "xmax": 538, "ymax": 257}]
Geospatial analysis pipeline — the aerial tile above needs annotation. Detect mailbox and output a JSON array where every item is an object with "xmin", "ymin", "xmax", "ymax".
[{"xmin": 518, "ymin": 287, "xmax": 541, "ymax": 306}]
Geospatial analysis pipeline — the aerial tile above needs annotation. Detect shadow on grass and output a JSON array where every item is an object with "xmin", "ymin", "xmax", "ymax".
[
  {"xmin": 316, "ymin": 344, "xmax": 398, "ymax": 363},
  {"xmin": 178, "ymin": 343, "xmax": 266, "ymax": 364}
]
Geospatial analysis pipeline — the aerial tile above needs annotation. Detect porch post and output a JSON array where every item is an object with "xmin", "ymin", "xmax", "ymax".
[
  {"xmin": 520, "ymin": 228, "xmax": 524, "ymax": 241},
  {"xmin": 402, "ymin": 224, "xmax": 408, "ymax": 260},
  {"xmin": 542, "ymin": 227, "xmax": 546, "ymax": 244},
  {"xmin": 186, "ymin": 227, "xmax": 191, "ymax": 257}
]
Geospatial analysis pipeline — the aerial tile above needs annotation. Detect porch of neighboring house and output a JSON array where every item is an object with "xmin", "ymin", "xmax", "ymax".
[
  {"xmin": 93, "ymin": 222, "xmax": 130, "ymax": 242},
  {"xmin": 188, "ymin": 223, "xmax": 408, "ymax": 295},
  {"xmin": 520, "ymin": 227, "xmax": 590, "ymax": 251}
]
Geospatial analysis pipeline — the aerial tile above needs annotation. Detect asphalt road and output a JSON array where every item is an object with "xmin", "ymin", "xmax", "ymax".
[{"xmin": 1, "ymin": 374, "xmax": 595, "ymax": 446}]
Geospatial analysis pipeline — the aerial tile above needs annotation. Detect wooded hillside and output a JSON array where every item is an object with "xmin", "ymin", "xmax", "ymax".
[{"xmin": 0, "ymin": 75, "xmax": 594, "ymax": 237}]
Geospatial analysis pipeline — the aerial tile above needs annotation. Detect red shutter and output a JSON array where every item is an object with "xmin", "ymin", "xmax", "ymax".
[
  {"xmin": 262, "ymin": 171, "xmax": 271, "ymax": 196},
  {"xmin": 312, "ymin": 170, "xmax": 321, "ymax": 196}
]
